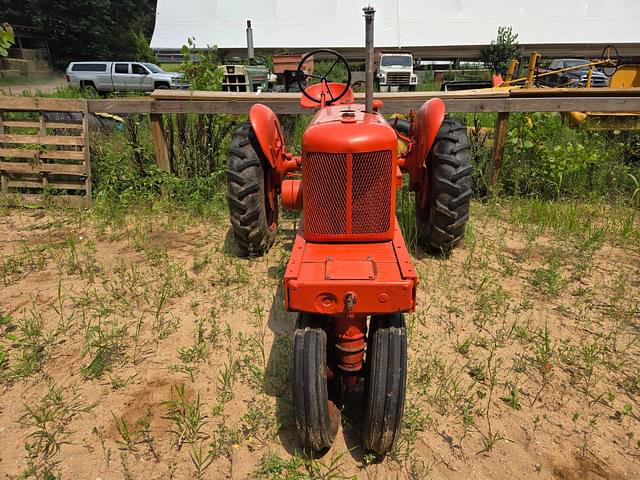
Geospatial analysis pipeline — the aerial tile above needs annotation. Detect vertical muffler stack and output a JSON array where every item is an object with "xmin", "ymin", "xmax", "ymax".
[
  {"xmin": 246, "ymin": 19, "xmax": 254, "ymax": 65},
  {"xmin": 363, "ymin": 6, "xmax": 375, "ymax": 113}
]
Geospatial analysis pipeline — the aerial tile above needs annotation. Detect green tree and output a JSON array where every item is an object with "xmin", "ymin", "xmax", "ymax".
[
  {"xmin": 0, "ymin": 23, "xmax": 15, "ymax": 57},
  {"xmin": 481, "ymin": 26, "xmax": 521, "ymax": 76},
  {"xmin": 134, "ymin": 32, "xmax": 157, "ymax": 63},
  {"xmin": 0, "ymin": 0, "xmax": 157, "ymax": 68}
]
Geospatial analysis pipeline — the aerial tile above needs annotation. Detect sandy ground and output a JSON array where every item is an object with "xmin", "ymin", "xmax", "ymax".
[{"xmin": 0, "ymin": 203, "xmax": 639, "ymax": 479}]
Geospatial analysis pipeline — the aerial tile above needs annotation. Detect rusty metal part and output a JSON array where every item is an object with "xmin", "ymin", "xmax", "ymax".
[{"xmin": 332, "ymin": 314, "xmax": 367, "ymax": 385}]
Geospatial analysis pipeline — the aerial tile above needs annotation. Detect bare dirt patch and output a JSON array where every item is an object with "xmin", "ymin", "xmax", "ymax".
[{"xmin": 0, "ymin": 203, "xmax": 638, "ymax": 479}]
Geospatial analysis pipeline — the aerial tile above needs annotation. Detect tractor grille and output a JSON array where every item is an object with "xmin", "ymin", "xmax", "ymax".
[
  {"xmin": 305, "ymin": 153, "xmax": 347, "ymax": 235},
  {"xmin": 304, "ymin": 150, "xmax": 393, "ymax": 237},
  {"xmin": 352, "ymin": 151, "xmax": 392, "ymax": 233},
  {"xmin": 386, "ymin": 72, "xmax": 410, "ymax": 84}
]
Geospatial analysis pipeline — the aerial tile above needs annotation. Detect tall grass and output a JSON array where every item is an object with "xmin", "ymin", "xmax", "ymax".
[
  {"xmin": 465, "ymin": 112, "xmax": 640, "ymax": 201},
  {"xmin": 396, "ymin": 183, "xmax": 418, "ymax": 252},
  {"xmin": 163, "ymin": 113, "xmax": 237, "ymax": 177}
]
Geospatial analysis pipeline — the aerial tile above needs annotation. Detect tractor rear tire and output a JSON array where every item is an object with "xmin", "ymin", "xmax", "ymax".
[
  {"xmin": 363, "ymin": 312, "xmax": 407, "ymax": 455},
  {"xmin": 416, "ymin": 116, "xmax": 472, "ymax": 253},
  {"xmin": 226, "ymin": 123, "xmax": 278, "ymax": 256},
  {"xmin": 293, "ymin": 313, "xmax": 340, "ymax": 451}
]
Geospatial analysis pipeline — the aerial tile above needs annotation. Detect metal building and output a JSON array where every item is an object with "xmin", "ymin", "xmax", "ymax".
[{"xmin": 151, "ymin": 0, "xmax": 640, "ymax": 59}]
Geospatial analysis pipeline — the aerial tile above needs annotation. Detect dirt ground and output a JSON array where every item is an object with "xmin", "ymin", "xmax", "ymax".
[
  {"xmin": 0, "ymin": 202, "xmax": 639, "ymax": 479},
  {"xmin": 0, "ymin": 76, "xmax": 66, "ymax": 96}
]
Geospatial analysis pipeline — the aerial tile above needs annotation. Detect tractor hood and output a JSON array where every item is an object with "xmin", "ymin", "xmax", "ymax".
[{"xmin": 302, "ymin": 104, "xmax": 397, "ymax": 154}]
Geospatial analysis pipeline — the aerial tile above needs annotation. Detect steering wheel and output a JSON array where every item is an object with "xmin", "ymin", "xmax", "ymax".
[
  {"xmin": 600, "ymin": 45, "xmax": 620, "ymax": 77},
  {"xmin": 296, "ymin": 49, "xmax": 352, "ymax": 105}
]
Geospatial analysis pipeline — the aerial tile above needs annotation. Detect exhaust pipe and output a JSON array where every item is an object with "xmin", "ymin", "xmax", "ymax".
[
  {"xmin": 246, "ymin": 19, "xmax": 255, "ymax": 64},
  {"xmin": 363, "ymin": 6, "xmax": 375, "ymax": 113}
]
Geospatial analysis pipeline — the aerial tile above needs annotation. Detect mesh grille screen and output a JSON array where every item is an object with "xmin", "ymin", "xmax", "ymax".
[
  {"xmin": 352, "ymin": 151, "xmax": 392, "ymax": 234},
  {"xmin": 305, "ymin": 150, "xmax": 392, "ymax": 236},
  {"xmin": 305, "ymin": 153, "xmax": 347, "ymax": 235}
]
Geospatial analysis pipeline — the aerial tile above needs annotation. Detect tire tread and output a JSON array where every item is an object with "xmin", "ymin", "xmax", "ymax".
[{"xmin": 416, "ymin": 116, "xmax": 472, "ymax": 253}]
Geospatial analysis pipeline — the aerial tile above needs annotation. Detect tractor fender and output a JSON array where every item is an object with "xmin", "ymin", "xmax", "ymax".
[
  {"xmin": 405, "ymin": 98, "xmax": 446, "ymax": 191},
  {"xmin": 249, "ymin": 103, "xmax": 285, "ymax": 172}
]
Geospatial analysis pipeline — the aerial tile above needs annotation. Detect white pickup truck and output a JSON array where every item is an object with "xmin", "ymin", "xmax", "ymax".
[
  {"xmin": 376, "ymin": 53, "xmax": 418, "ymax": 92},
  {"xmin": 65, "ymin": 61, "xmax": 189, "ymax": 94}
]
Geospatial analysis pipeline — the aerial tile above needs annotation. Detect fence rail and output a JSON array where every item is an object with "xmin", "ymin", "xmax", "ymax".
[
  {"xmin": 1, "ymin": 88, "xmax": 639, "ymax": 203},
  {"xmin": 78, "ymin": 87, "xmax": 640, "ymax": 115}
]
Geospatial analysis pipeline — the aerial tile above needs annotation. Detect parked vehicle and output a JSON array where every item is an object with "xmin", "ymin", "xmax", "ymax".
[
  {"xmin": 376, "ymin": 52, "xmax": 417, "ymax": 91},
  {"xmin": 65, "ymin": 61, "xmax": 189, "ymax": 94},
  {"xmin": 218, "ymin": 57, "xmax": 276, "ymax": 93},
  {"xmin": 218, "ymin": 20, "xmax": 313, "ymax": 93},
  {"xmin": 540, "ymin": 59, "xmax": 608, "ymax": 87}
]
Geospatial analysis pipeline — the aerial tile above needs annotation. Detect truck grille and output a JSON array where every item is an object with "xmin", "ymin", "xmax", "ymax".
[
  {"xmin": 579, "ymin": 75, "xmax": 607, "ymax": 87},
  {"xmin": 386, "ymin": 72, "xmax": 410, "ymax": 85},
  {"xmin": 304, "ymin": 150, "xmax": 393, "ymax": 237}
]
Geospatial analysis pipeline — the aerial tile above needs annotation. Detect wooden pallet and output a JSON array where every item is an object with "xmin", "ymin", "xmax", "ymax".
[{"xmin": 0, "ymin": 97, "xmax": 90, "ymax": 205}]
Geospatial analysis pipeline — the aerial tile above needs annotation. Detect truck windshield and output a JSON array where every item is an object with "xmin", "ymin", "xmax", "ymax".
[
  {"xmin": 144, "ymin": 63, "xmax": 164, "ymax": 73},
  {"xmin": 381, "ymin": 56, "xmax": 412, "ymax": 67}
]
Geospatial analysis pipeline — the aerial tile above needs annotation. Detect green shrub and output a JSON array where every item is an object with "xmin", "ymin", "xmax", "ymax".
[
  {"xmin": 463, "ymin": 112, "xmax": 640, "ymax": 202},
  {"xmin": 180, "ymin": 37, "xmax": 223, "ymax": 91},
  {"xmin": 499, "ymin": 113, "xmax": 640, "ymax": 200},
  {"xmin": 92, "ymin": 120, "xmax": 227, "ymax": 219}
]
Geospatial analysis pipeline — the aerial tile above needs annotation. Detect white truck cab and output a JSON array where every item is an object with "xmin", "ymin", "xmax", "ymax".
[{"xmin": 376, "ymin": 53, "xmax": 417, "ymax": 92}]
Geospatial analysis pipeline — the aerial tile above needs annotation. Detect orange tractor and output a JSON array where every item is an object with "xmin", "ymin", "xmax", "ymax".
[{"xmin": 226, "ymin": 7, "xmax": 472, "ymax": 454}]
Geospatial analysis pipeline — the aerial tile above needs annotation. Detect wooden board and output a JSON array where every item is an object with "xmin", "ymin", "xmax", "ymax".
[
  {"xmin": 2, "ymin": 120, "xmax": 83, "ymax": 129},
  {"xmin": 80, "ymin": 88, "xmax": 640, "ymax": 114},
  {"xmin": 7, "ymin": 179, "xmax": 87, "ymax": 190},
  {"xmin": 0, "ymin": 97, "xmax": 86, "ymax": 112},
  {"xmin": 150, "ymin": 87, "xmax": 640, "ymax": 101},
  {"xmin": 0, "ymin": 133, "xmax": 85, "ymax": 146},
  {"xmin": 0, "ymin": 161, "xmax": 86, "ymax": 175},
  {"xmin": 0, "ymin": 148, "xmax": 85, "ymax": 161},
  {"xmin": 507, "ymin": 87, "xmax": 640, "ymax": 97},
  {"xmin": 87, "ymin": 98, "xmax": 152, "ymax": 114},
  {"xmin": 150, "ymin": 114, "xmax": 170, "ymax": 173}
]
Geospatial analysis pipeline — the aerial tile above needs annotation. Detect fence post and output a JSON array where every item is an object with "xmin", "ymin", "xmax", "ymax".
[
  {"xmin": 487, "ymin": 111, "xmax": 510, "ymax": 196},
  {"xmin": 150, "ymin": 113, "xmax": 171, "ymax": 173},
  {"xmin": 82, "ymin": 100, "xmax": 92, "ymax": 204}
]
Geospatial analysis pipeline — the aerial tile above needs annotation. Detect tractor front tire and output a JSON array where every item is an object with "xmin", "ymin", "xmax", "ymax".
[
  {"xmin": 416, "ymin": 116, "xmax": 472, "ymax": 253},
  {"xmin": 363, "ymin": 312, "xmax": 407, "ymax": 455},
  {"xmin": 293, "ymin": 313, "xmax": 340, "ymax": 451},
  {"xmin": 226, "ymin": 123, "xmax": 277, "ymax": 256}
]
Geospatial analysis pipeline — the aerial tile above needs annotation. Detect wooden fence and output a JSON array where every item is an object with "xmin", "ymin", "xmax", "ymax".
[
  {"xmin": 1, "ymin": 88, "xmax": 639, "ymax": 204},
  {"xmin": 0, "ymin": 97, "xmax": 91, "ymax": 205}
]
